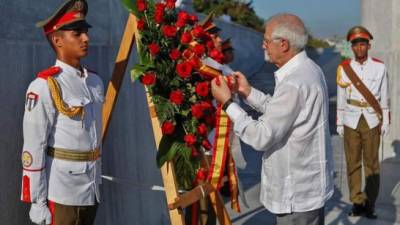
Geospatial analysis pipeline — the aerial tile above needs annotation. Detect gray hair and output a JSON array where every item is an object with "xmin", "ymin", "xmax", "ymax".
[{"xmin": 265, "ymin": 13, "xmax": 309, "ymax": 52}]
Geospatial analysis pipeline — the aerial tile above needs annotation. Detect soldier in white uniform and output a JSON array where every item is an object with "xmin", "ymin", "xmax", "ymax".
[
  {"xmin": 21, "ymin": 1, "xmax": 104, "ymax": 225},
  {"xmin": 336, "ymin": 26, "xmax": 390, "ymax": 219}
]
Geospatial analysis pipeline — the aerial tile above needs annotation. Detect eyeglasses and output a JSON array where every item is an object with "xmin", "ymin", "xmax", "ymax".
[{"xmin": 263, "ymin": 37, "xmax": 283, "ymax": 46}]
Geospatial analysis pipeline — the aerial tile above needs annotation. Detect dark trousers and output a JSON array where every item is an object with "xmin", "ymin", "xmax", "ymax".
[
  {"xmin": 276, "ymin": 207, "xmax": 325, "ymax": 225},
  {"xmin": 48, "ymin": 201, "xmax": 98, "ymax": 225},
  {"xmin": 344, "ymin": 115, "xmax": 380, "ymax": 206}
]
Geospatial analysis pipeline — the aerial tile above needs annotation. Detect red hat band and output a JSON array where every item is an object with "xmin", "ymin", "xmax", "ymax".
[{"xmin": 44, "ymin": 11, "xmax": 83, "ymax": 35}]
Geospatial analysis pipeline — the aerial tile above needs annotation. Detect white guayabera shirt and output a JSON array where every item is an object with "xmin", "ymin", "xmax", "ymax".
[{"xmin": 226, "ymin": 51, "xmax": 334, "ymax": 214}]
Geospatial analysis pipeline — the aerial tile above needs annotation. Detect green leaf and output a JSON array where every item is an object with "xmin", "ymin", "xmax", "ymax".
[
  {"xmin": 120, "ymin": 0, "xmax": 139, "ymax": 16},
  {"xmin": 156, "ymin": 136, "xmax": 189, "ymax": 168},
  {"xmin": 130, "ymin": 64, "xmax": 147, "ymax": 82}
]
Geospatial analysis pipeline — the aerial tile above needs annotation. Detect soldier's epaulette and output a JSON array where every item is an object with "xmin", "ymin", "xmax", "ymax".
[
  {"xmin": 372, "ymin": 57, "xmax": 384, "ymax": 64},
  {"xmin": 86, "ymin": 68, "xmax": 97, "ymax": 74},
  {"xmin": 37, "ymin": 66, "xmax": 61, "ymax": 80},
  {"xmin": 340, "ymin": 58, "xmax": 351, "ymax": 66}
]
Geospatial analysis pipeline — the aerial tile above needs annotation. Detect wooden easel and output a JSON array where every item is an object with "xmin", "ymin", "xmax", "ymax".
[{"xmin": 101, "ymin": 14, "xmax": 232, "ymax": 225}]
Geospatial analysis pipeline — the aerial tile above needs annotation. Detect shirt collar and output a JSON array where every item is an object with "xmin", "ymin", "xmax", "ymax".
[
  {"xmin": 55, "ymin": 59, "xmax": 87, "ymax": 78},
  {"xmin": 351, "ymin": 57, "xmax": 371, "ymax": 66},
  {"xmin": 274, "ymin": 51, "xmax": 308, "ymax": 84}
]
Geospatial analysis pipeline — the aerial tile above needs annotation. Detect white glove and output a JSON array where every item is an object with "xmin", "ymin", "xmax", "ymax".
[
  {"xmin": 337, "ymin": 125, "xmax": 344, "ymax": 137},
  {"xmin": 381, "ymin": 124, "xmax": 390, "ymax": 136},
  {"xmin": 29, "ymin": 202, "xmax": 52, "ymax": 225}
]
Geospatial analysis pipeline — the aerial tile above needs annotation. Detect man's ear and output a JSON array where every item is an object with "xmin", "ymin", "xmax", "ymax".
[
  {"xmin": 51, "ymin": 31, "xmax": 64, "ymax": 48},
  {"xmin": 281, "ymin": 39, "xmax": 290, "ymax": 52}
]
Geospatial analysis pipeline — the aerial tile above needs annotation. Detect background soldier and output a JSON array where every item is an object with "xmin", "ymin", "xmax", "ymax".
[
  {"xmin": 336, "ymin": 26, "xmax": 390, "ymax": 219},
  {"xmin": 21, "ymin": 1, "xmax": 104, "ymax": 224}
]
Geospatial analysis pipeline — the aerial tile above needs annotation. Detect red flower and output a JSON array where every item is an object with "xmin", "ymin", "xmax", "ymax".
[
  {"xmin": 196, "ymin": 168, "xmax": 208, "ymax": 182},
  {"xmin": 200, "ymin": 101, "xmax": 212, "ymax": 111},
  {"xmin": 140, "ymin": 72, "xmax": 156, "ymax": 85},
  {"xmin": 191, "ymin": 103, "xmax": 204, "ymax": 119},
  {"xmin": 191, "ymin": 147, "xmax": 200, "ymax": 157},
  {"xmin": 197, "ymin": 123, "xmax": 208, "ymax": 136},
  {"xmin": 166, "ymin": 0, "xmax": 176, "ymax": 9},
  {"xmin": 169, "ymin": 90, "xmax": 184, "ymax": 105},
  {"xmin": 180, "ymin": 32, "xmax": 193, "ymax": 45},
  {"xmin": 137, "ymin": 18, "xmax": 146, "ymax": 30},
  {"xmin": 205, "ymin": 113, "xmax": 216, "ymax": 126},
  {"xmin": 137, "ymin": 0, "xmax": 147, "ymax": 12},
  {"xmin": 162, "ymin": 25, "xmax": 177, "ymax": 38},
  {"xmin": 148, "ymin": 43, "xmax": 160, "ymax": 56},
  {"xmin": 178, "ymin": 11, "xmax": 190, "ymax": 22},
  {"xmin": 169, "ymin": 49, "xmax": 181, "ymax": 60},
  {"xmin": 209, "ymin": 49, "xmax": 225, "ymax": 63},
  {"xmin": 184, "ymin": 134, "xmax": 197, "ymax": 146},
  {"xmin": 176, "ymin": 61, "xmax": 192, "ymax": 79},
  {"xmin": 202, "ymin": 139, "xmax": 212, "ymax": 150},
  {"xmin": 182, "ymin": 49, "xmax": 194, "ymax": 59},
  {"xmin": 154, "ymin": 3, "xmax": 165, "ymax": 24},
  {"xmin": 161, "ymin": 121, "xmax": 175, "ymax": 135},
  {"xmin": 188, "ymin": 56, "xmax": 201, "ymax": 68},
  {"xmin": 206, "ymin": 40, "xmax": 215, "ymax": 50},
  {"xmin": 192, "ymin": 25, "xmax": 205, "ymax": 38},
  {"xmin": 196, "ymin": 81, "xmax": 209, "ymax": 97},
  {"xmin": 176, "ymin": 20, "xmax": 185, "ymax": 28},
  {"xmin": 193, "ymin": 44, "xmax": 206, "ymax": 57},
  {"xmin": 190, "ymin": 15, "xmax": 198, "ymax": 23}
]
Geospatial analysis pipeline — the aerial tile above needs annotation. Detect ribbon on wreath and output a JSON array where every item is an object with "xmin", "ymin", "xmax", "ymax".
[{"xmin": 197, "ymin": 59, "xmax": 241, "ymax": 213}]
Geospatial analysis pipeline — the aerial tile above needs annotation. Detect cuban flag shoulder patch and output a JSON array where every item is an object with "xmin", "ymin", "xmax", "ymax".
[{"xmin": 26, "ymin": 92, "xmax": 39, "ymax": 111}]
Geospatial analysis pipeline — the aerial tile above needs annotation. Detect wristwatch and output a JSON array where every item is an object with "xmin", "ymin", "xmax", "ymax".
[{"xmin": 222, "ymin": 98, "xmax": 234, "ymax": 111}]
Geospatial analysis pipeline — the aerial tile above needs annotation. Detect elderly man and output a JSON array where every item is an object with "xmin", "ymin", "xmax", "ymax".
[{"xmin": 211, "ymin": 13, "xmax": 334, "ymax": 225}]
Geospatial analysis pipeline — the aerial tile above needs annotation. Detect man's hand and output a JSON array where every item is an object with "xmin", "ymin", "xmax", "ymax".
[
  {"xmin": 233, "ymin": 71, "xmax": 251, "ymax": 97},
  {"xmin": 381, "ymin": 124, "xmax": 389, "ymax": 136},
  {"xmin": 29, "ymin": 202, "xmax": 52, "ymax": 225},
  {"xmin": 336, "ymin": 125, "xmax": 344, "ymax": 137},
  {"xmin": 211, "ymin": 76, "xmax": 232, "ymax": 105}
]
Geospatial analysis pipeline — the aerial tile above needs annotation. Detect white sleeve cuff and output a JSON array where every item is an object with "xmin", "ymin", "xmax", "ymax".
[{"xmin": 225, "ymin": 102, "xmax": 246, "ymax": 122}]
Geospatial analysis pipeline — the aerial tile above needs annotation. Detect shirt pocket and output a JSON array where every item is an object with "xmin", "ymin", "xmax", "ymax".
[
  {"xmin": 54, "ymin": 159, "xmax": 88, "ymax": 175},
  {"xmin": 64, "ymin": 97, "xmax": 91, "ymax": 107}
]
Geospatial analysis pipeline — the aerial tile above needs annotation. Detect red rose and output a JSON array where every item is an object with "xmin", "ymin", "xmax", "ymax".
[
  {"xmin": 191, "ymin": 103, "xmax": 204, "ymax": 119},
  {"xmin": 205, "ymin": 113, "xmax": 216, "ymax": 126},
  {"xmin": 190, "ymin": 15, "xmax": 198, "ymax": 23},
  {"xmin": 196, "ymin": 168, "xmax": 208, "ymax": 181},
  {"xmin": 166, "ymin": 0, "xmax": 176, "ymax": 9},
  {"xmin": 196, "ymin": 82, "xmax": 209, "ymax": 97},
  {"xmin": 161, "ymin": 121, "xmax": 175, "ymax": 135},
  {"xmin": 197, "ymin": 123, "xmax": 208, "ymax": 136},
  {"xmin": 140, "ymin": 72, "xmax": 156, "ymax": 85},
  {"xmin": 202, "ymin": 139, "xmax": 212, "ymax": 150},
  {"xmin": 184, "ymin": 134, "xmax": 197, "ymax": 146},
  {"xmin": 154, "ymin": 3, "xmax": 165, "ymax": 24},
  {"xmin": 137, "ymin": 18, "xmax": 146, "ymax": 30},
  {"xmin": 191, "ymin": 147, "xmax": 200, "ymax": 157},
  {"xmin": 155, "ymin": 2, "xmax": 165, "ymax": 10},
  {"xmin": 148, "ymin": 43, "xmax": 160, "ymax": 56},
  {"xmin": 192, "ymin": 25, "xmax": 204, "ymax": 38},
  {"xmin": 180, "ymin": 32, "xmax": 193, "ymax": 44},
  {"xmin": 193, "ymin": 44, "xmax": 206, "ymax": 57},
  {"xmin": 200, "ymin": 101, "xmax": 212, "ymax": 111},
  {"xmin": 177, "ymin": 11, "xmax": 189, "ymax": 27},
  {"xmin": 206, "ymin": 40, "xmax": 215, "ymax": 50},
  {"xmin": 209, "ymin": 49, "xmax": 225, "ymax": 63},
  {"xmin": 178, "ymin": 11, "xmax": 190, "ymax": 22},
  {"xmin": 137, "ymin": 0, "xmax": 147, "ymax": 12},
  {"xmin": 162, "ymin": 25, "xmax": 177, "ymax": 38},
  {"xmin": 176, "ymin": 61, "xmax": 192, "ymax": 79},
  {"xmin": 188, "ymin": 56, "xmax": 200, "ymax": 68},
  {"xmin": 169, "ymin": 49, "xmax": 181, "ymax": 60},
  {"xmin": 182, "ymin": 49, "xmax": 194, "ymax": 59},
  {"xmin": 169, "ymin": 90, "xmax": 184, "ymax": 105}
]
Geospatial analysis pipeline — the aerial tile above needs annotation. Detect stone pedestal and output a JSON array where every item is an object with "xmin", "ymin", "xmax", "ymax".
[{"xmin": 361, "ymin": 0, "xmax": 400, "ymax": 160}]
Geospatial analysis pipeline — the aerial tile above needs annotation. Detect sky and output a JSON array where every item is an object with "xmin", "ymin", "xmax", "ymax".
[{"xmin": 251, "ymin": 0, "xmax": 360, "ymax": 38}]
